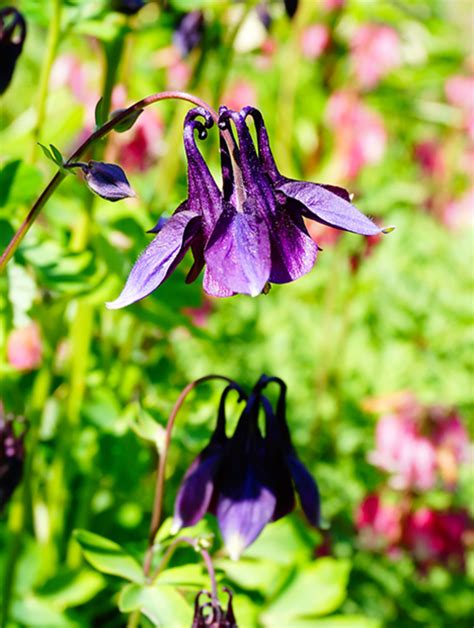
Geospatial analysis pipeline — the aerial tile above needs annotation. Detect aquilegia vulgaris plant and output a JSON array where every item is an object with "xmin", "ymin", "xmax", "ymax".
[{"xmin": 106, "ymin": 104, "xmax": 392, "ymax": 307}]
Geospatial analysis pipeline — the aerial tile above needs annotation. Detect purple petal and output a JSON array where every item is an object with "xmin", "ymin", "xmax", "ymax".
[
  {"xmin": 241, "ymin": 106, "xmax": 280, "ymax": 184},
  {"xmin": 216, "ymin": 465, "xmax": 277, "ymax": 560},
  {"xmin": 203, "ymin": 267, "xmax": 234, "ymax": 297},
  {"xmin": 205, "ymin": 205, "xmax": 271, "ymax": 297},
  {"xmin": 84, "ymin": 161, "xmax": 135, "ymax": 202},
  {"xmin": 278, "ymin": 180, "xmax": 383, "ymax": 236},
  {"xmin": 106, "ymin": 209, "xmax": 200, "ymax": 309},
  {"xmin": 269, "ymin": 210, "xmax": 318, "ymax": 284},
  {"xmin": 172, "ymin": 452, "xmax": 222, "ymax": 531},
  {"xmin": 287, "ymin": 454, "xmax": 320, "ymax": 527}
]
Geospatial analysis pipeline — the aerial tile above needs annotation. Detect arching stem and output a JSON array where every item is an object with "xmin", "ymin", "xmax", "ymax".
[
  {"xmin": 0, "ymin": 91, "xmax": 227, "ymax": 272},
  {"xmin": 142, "ymin": 375, "xmax": 240, "ymax": 577}
]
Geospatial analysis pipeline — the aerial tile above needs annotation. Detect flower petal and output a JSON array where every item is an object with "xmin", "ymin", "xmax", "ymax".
[
  {"xmin": 205, "ymin": 204, "xmax": 271, "ymax": 297},
  {"xmin": 172, "ymin": 452, "xmax": 222, "ymax": 531},
  {"xmin": 269, "ymin": 210, "xmax": 318, "ymax": 283},
  {"xmin": 288, "ymin": 454, "xmax": 321, "ymax": 527},
  {"xmin": 84, "ymin": 161, "xmax": 135, "ymax": 202},
  {"xmin": 278, "ymin": 180, "xmax": 383, "ymax": 235},
  {"xmin": 106, "ymin": 209, "xmax": 201, "ymax": 309},
  {"xmin": 216, "ymin": 463, "xmax": 277, "ymax": 560},
  {"xmin": 202, "ymin": 267, "xmax": 234, "ymax": 297}
]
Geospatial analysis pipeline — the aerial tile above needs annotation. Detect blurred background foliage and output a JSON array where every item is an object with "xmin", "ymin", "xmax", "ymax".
[{"xmin": 0, "ymin": 0, "xmax": 473, "ymax": 626}]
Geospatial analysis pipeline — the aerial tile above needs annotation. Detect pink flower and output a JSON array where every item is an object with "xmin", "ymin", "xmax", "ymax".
[
  {"xmin": 7, "ymin": 323, "xmax": 42, "ymax": 372},
  {"xmin": 414, "ymin": 140, "xmax": 446, "ymax": 178},
  {"xmin": 368, "ymin": 413, "xmax": 437, "ymax": 491},
  {"xmin": 403, "ymin": 508, "xmax": 470, "ymax": 570},
  {"xmin": 445, "ymin": 75, "xmax": 474, "ymax": 111},
  {"xmin": 300, "ymin": 24, "xmax": 330, "ymax": 60},
  {"xmin": 51, "ymin": 54, "xmax": 88, "ymax": 102},
  {"xmin": 351, "ymin": 24, "xmax": 401, "ymax": 89},
  {"xmin": 223, "ymin": 79, "xmax": 257, "ymax": 112},
  {"xmin": 432, "ymin": 413, "xmax": 469, "ymax": 487},
  {"xmin": 326, "ymin": 91, "xmax": 387, "ymax": 179},
  {"xmin": 182, "ymin": 299, "xmax": 213, "ymax": 328},
  {"xmin": 443, "ymin": 187, "xmax": 474, "ymax": 231},
  {"xmin": 356, "ymin": 494, "xmax": 401, "ymax": 551},
  {"xmin": 166, "ymin": 59, "xmax": 192, "ymax": 90},
  {"xmin": 323, "ymin": 0, "xmax": 345, "ymax": 11}
]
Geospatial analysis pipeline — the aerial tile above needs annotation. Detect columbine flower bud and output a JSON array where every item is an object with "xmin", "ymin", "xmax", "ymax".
[
  {"xmin": 81, "ymin": 161, "xmax": 136, "ymax": 202},
  {"xmin": 0, "ymin": 412, "xmax": 26, "ymax": 511},
  {"xmin": 0, "ymin": 7, "xmax": 27, "ymax": 94},
  {"xmin": 192, "ymin": 588, "xmax": 237, "ymax": 628}
]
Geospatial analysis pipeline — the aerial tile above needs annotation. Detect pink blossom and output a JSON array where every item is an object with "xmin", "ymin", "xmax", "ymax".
[
  {"xmin": 223, "ymin": 80, "xmax": 257, "ymax": 112},
  {"xmin": 166, "ymin": 59, "xmax": 192, "ymax": 90},
  {"xmin": 300, "ymin": 24, "xmax": 330, "ymax": 60},
  {"xmin": 414, "ymin": 140, "xmax": 446, "ymax": 178},
  {"xmin": 443, "ymin": 187, "xmax": 474, "ymax": 231},
  {"xmin": 326, "ymin": 91, "xmax": 387, "ymax": 179},
  {"xmin": 51, "ymin": 54, "xmax": 88, "ymax": 102},
  {"xmin": 403, "ymin": 508, "xmax": 470, "ymax": 570},
  {"xmin": 351, "ymin": 24, "xmax": 401, "ymax": 89},
  {"xmin": 445, "ymin": 75, "xmax": 474, "ymax": 111},
  {"xmin": 432, "ymin": 413, "xmax": 469, "ymax": 486},
  {"xmin": 356, "ymin": 494, "xmax": 401, "ymax": 551},
  {"xmin": 323, "ymin": 0, "xmax": 345, "ymax": 11},
  {"xmin": 368, "ymin": 414, "xmax": 437, "ymax": 491},
  {"xmin": 7, "ymin": 323, "xmax": 43, "ymax": 372},
  {"xmin": 182, "ymin": 299, "xmax": 213, "ymax": 328}
]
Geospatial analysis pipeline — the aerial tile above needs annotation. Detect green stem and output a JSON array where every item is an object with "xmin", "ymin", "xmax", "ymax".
[
  {"xmin": 30, "ymin": 0, "xmax": 62, "ymax": 162},
  {"xmin": 0, "ymin": 91, "xmax": 220, "ymax": 272}
]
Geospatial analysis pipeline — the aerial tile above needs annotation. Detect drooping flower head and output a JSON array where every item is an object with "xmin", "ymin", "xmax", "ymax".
[
  {"xmin": 172, "ymin": 375, "xmax": 320, "ymax": 560},
  {"xmin": 107, "ymin": 105, "xmax": 392, "ymax": 308},
  {"xmin": 0, "ymin": 7, "xmax": 27, "ymax": 95},
  {"xmin": 0, "ymin": 411, "xmax": 26, "ymax": 511},
  {"xmin": 173, "ymin": 11, "xmax": 204, "ymax": 58}
]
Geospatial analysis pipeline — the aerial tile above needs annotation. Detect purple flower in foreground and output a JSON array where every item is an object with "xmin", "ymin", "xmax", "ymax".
[
  {"xmin": 192, "ymin": 588, "xmax": 237, "ymax": 627},
  {"xmin": 81, "ymin": 161, "xmax": 136, "ymax": 202},
  {"xmin": 0, "ymin": 412, "xmax": 26, "ymax": 511},
  {"xmin": 107, "ymin": 105, "xmax": 391, "ymax": 307},
  {"xmin": 0, "ymin": 7, "xmax": 27, "ymax": 95},
  {"xmin": 172, "ymin": 376, "xmax": 320, "ymax": 560}
]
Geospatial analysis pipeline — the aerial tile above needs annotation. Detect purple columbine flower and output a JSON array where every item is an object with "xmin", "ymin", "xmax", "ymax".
[
  {"xmin": 173, "ymin": 11, "xmax": 204, "ymax": 58},
  {"xmin": 0, "ymin": 412, "xmax": 26, "ymax": 511},
  {"xmin": 192, "ymin": 588, "xmax": 237, "ymax": 628},
  {"xmin": 172, "ymin": 376, "xmax": 320, "ymax": 560},
  {"xmin": 107, "ymin": 105, "xmax": 391, "ymax": 307},
  {"xmin": 0, "ymin": 7, "xmax": 27, "ymax": 95}
]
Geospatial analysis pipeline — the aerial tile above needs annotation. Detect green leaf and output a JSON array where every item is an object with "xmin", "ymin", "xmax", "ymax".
[
  {"xmin": 11, "ymin": 596, "xmax": 77, "ymax": 627},
  {"xmin": 73, "ymin": 530, "xmax": 144, "ymax": 583},
  {"xmin": 118, "ymin": 583, "xmax": 191, "ymax": 626},
  {"xmin": 262, "ymin": 558, "xmax": 351, "ymax": 623},
  {"xmin": 49, "ymin": 143, "xmax": 64, "ymax": 165},
  {"xmin": 38, "ymin": 143, "xmax": 56, "ymax": 164},
  {"xmin": 273, "ymin": 617, "xmax": 381, "ymax": 628},
  {"xmin": 37, "ymin": 570, "xmax": 105, "ymax": 609},
  {"xmin": 0, "ymin": 160, "xmax": 44, "ymax": 207},
  {"xmin": 156, "ymin": 564, "xmax": 209, "ymax": 589},
  {"xmin": 111, "ymin": 108, "xmax": 143, "ymax": 133},
  {"xmin": 94, "ymin": 97, "xmax": 106, "ymax": 128}
]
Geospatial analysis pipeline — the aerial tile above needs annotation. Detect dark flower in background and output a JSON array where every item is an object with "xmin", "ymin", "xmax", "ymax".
[
  {"xmin": 174, "ymin": 11, "xmax": 204, "ymax": 58},
  {"xmin": 0, "ymin": 7, "xmax": 27, "ymax": 95},
  {"xmin": 283, "ymin": 0, "xmax": 299, "ymax": 19},
  {"xmin": 0, "ymin": 411, "xmax": 26, "ymax": 512},
  {"xmin": 192, "ymin": 588, "xmax": 237, "ymax": 627},
  {"xmin": 172, "ymin": 376, "xmax": 320, "ymax": 560},
  {"xmin": 79, "ymin": 161, "xmax": 136, "ymax": 202},
  {"xmin": 111, "ymin": 0, "xmax": 146, "ymax": 15},
  {"xmin": 107, "ymin": 105, "xmax": 391, "ymax": 307}
]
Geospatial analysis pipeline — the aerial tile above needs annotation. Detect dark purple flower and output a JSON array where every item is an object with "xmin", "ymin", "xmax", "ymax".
[
  {"xmin": 173, "ymin": 11, "xmax": 204, "ymax": 58},
  {"xmin": 0, "ymin": 412, "xmax": 26, "ymax": 511},
  {"xmin": 81, "ymin": 161, "xmax": 136, "ymax": 202},
  {"xmin": 111, "ymin": 0, "xmax": 146, "ymax": 15},
  {"xmin": 107, "ymin": 105, "xmax": 391, "ymax": 307},
  {"xmin": 0, "ymin": 7, "xmax": 27, "ymax": 95},
  {"xmin": 173, "ymin": 376, "xmax": 320, "ymax": 560},
  {"xmin": 192, "ymin": 588, "xmax": 237, "ymax": 627}
]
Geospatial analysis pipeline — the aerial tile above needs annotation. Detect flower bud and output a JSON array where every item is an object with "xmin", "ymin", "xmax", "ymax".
[{"xmin": 82, "ymin": 161, "xmax": 136, "ymax": 202}]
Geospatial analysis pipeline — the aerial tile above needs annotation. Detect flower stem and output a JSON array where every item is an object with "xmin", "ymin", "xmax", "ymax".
[
  {"xmin": 0, "ymin": 91, "xmax": 219, "ymax": 273},
  {"xmin": 30, "ymin": 0, "xmax": 62, "ymax": 162},
  {"xmin": 142, "ymin": 375, "xmax": 238, "ymax": 577}
]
